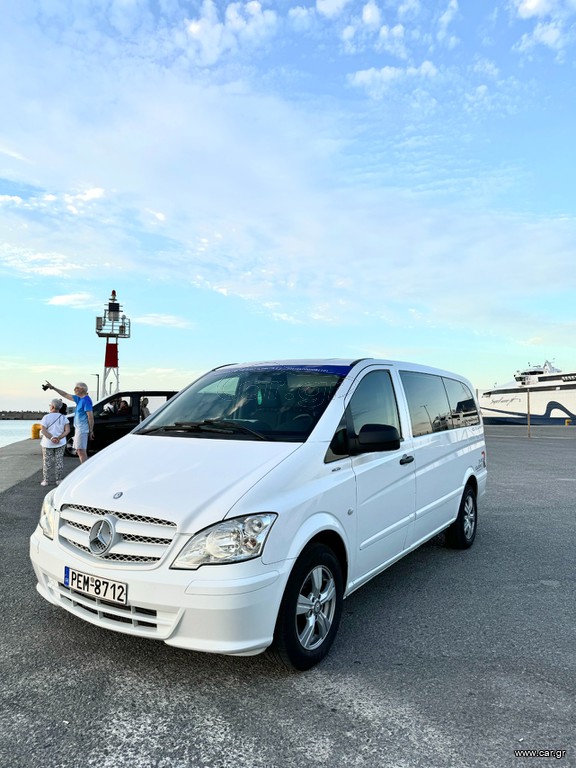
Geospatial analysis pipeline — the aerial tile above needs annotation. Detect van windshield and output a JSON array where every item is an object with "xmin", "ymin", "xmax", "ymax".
[{"xmin": 135, "ymin": 365, "xmax": 349, "ymax": 442}]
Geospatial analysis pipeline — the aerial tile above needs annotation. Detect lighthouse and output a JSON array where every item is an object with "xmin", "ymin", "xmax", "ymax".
[{"xmin": 95, "ymin": 290, "xmax": 131, "ymax": 396}]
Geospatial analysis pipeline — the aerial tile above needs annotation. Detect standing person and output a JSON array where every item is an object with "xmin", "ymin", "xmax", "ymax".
[
  {"xmin": 39, "ymin": 398, "xmax": 70, "ymax": 486},
  {"xmin": 44, "ymin": 380, "xmax": 94, "ymax": 464}
]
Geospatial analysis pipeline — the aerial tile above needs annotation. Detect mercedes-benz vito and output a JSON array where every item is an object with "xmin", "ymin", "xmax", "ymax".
[{"xmin": 30, "ymin": 358, "xmax": 487, "ymax": 670}]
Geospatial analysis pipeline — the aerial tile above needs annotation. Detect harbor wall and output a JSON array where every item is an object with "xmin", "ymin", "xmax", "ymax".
[{"xmin": 0, "ymin": 411, "xmax": 44, "ymax": 420}]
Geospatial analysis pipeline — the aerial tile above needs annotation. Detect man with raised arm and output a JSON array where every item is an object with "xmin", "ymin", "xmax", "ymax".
[{"xmin": 44, "ymin": 380, "xmax": 94, "ymax": 464}]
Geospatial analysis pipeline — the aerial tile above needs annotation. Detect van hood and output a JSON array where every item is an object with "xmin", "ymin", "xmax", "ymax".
[{"xmin": 56, "ymin": 434, "xmax": 301, "ymax": 532}]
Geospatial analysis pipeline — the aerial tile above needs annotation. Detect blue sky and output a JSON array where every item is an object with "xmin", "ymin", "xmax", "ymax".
[{"xmin": 1, "ymin": 0, "xmax": 576, "ymax": 409}]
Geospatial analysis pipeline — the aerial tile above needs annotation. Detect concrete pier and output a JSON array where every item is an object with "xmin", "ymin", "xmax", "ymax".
[
  {"xmin": 0, "ymin": 438, "xmax": 76, "ymax": 492},
  {"xmin": 1, "ymin": 425, "xmax": 574, "ymax": 768}
]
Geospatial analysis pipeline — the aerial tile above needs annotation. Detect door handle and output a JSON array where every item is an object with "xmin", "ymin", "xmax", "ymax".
[{"xmin": 399, "ymin": 454, "xmax": 414, "ymax": 465}]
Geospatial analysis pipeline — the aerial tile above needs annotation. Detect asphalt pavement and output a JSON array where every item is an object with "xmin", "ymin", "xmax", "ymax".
[{"xmin": 0, "ymin": 427, "xmax": 574, "ymax": 768}]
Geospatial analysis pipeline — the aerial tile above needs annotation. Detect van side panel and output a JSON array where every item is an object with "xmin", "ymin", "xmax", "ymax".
[
  {"xmin": 407, "ymin": 429, "xmax": 483, "ymax": 548},
  {"xmin": 351, "ymin": 448, "xmax": 416, "ymax": 580},
  {"xmin": 398, "ymin": 369, "xmax": 486, "ymax": 548}
]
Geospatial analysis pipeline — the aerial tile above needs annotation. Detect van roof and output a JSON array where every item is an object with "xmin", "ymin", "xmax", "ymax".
[{"xmin": 215, "ymin": 358, "xmax": 471, "ymax": 382}]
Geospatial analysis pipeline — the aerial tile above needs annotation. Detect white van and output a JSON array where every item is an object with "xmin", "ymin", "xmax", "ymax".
[{"xmin": 30, "ymin": 359, "xmax": 487, "ymax": 670}]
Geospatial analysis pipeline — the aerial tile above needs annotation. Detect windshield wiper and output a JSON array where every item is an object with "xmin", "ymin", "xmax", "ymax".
[
  {"xmin": 202, "ymin": 419, "xmax": 268, "ymax": 440},
  {"xmin": 136, "ymin": 423, "xmax": 204, "ymax": 435},
  {"xmin": 148, "ymin": 420, "xmax": 268, "ymax": 440}
]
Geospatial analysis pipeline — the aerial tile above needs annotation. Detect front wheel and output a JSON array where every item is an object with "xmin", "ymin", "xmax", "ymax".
[
  {"xmin": 445, "ymin": 486, "xmax": 477, "ymax": 549},
  {"xmin": 270, "ymin": 543, "xmax": 343, "ymax": 671},
  {"xmin": 64, "ymin": 437, "xmax": 77, "ymax": 458}
]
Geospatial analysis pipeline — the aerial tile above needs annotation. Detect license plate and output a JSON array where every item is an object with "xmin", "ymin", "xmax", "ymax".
[{"xmin": 64, "ymin": 566, "xmax": 128, "ymax": 606}]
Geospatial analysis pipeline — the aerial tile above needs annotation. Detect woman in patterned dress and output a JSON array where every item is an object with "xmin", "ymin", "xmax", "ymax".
[{"xmin": 39, "ymin": 398, "xmax": 70, "ymax": 486}]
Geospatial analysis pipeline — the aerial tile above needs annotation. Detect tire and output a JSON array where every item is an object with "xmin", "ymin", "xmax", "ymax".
[
  {"xmin": 270, "ymin": 543, "xmax": 343, "ymax": 671},
  {"xmin": 445, "ymin": 486, "xmax": 477, "ymax": 549},
  {"xmin": 64, "ymin": 438, "xmax": 77, "ymax": 458}
]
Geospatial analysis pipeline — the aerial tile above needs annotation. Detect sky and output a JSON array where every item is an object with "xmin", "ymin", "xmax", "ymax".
[{"xmin": 1, "ymin": 0, "xmax": 576, "ymax": 410}]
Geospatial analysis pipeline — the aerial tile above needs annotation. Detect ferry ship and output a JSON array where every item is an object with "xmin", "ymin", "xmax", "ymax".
[{"xmin": 479, "ymin": 361, "xmax": 576, "ymax": 425}]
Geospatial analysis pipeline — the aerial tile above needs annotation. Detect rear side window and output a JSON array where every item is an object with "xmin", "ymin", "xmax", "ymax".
[
  {"xmin": 442, "ymin": 377, "xmax": 480, "ymax": 427},
  {"xmin": 400, "ymin": 371, "xmax": 452, "ymax": 437}
]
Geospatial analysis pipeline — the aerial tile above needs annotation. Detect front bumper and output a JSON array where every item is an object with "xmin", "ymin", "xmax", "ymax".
[{"xmin": 29, "ymin": 527, "xmax": 290, "ymax": 656}]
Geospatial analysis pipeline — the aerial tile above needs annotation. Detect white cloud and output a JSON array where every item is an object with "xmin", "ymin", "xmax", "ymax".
[
  {"xmin": 349, "ymin": 60, "xmax": 438, "ymax": 98},
  {"xmin": 398, "ymin": 0, "xmax": 421, "ymax": 19},
  {"xmin": 0, "ymin": 186, "xmax": 104, "ymax": 215},
  {"xmin": 46, "ymin": 293, "xmax": 93, "ymax": 307},
  {"xmin": 0, "ymin": 144, "xmax": 29, "ymax": 162},
  {"xmin": 437, "ymin": 0, "xmax": 459, "ymax": 47},
  {"xmin": 146, "ymin": 209, "xmax": 166, "ymax": 222},
  {"xmin": 510, "ymin": 0, "xmax": 576, "ymax": 55},
  {"xmin": 75, "ymin": 188, "xmax": 105, "ymax": 202},
  {"xmin": 472, "ymin": 58, "xmax": 500, "ymax": 78},
  {"xmin": 362, "ymin": 1, "xmax": 381, "ymax": 28},
  {"xmin": 0, "ymin": 244, "xmax": 86, "ymax": 277},
  {"xmin": 512, "ymin": 0, "xmax": 556, "ymax": 19},
  {"xmin": 134, "ymin": 313, "xmax": 193, "ymax": 329},
  {"xmin": 376, "ymin": 24, "xmax": 408, "ymax": 59},
  {"xmin": 464, "ymin": 84, "xmax": 493, "ymax": 112},
  {"xmin": 532, "ymin": 18, "xmax": 565, "ymax": 45},
  {"xmin": 186, "ymin": 0, "xmax": 277, "ymax": 66},
  {"xmin": 288, "ymin": 5, "xmax": 316, "ymax": 31},
  {"xmin": 516, "ymin": 19, "xmax": 567, "ymax": 51},
  {"xmin": 342, "ymin": 24, "xmax": 357, "ymax": 51},
  {"xmin": 183, "ymin": 200, "xmax": 576, "ymax": 332},
  {"xmin": 316, "ymin": 0, "xmax": 352, "ymax": 18}
]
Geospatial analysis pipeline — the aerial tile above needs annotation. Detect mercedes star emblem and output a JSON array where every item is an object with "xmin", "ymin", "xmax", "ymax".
[{"xmin": 88, "ymin": 517, "xmax": 116, "ymax": 556}]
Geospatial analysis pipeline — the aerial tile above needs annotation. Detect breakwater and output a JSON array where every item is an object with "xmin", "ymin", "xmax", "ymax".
[{"xmin": 0, "ymin": 411, "xmax": 44, "ymax": 420}]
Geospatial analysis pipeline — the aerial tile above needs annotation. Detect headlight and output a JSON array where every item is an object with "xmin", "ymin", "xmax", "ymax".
[
  {"xmin": 39, "ymin": 489, "xmax": 57, "ymax": 539},
  {"xmin": 171, "ymin": 514, "xmax": 277, "ymax": 570}
]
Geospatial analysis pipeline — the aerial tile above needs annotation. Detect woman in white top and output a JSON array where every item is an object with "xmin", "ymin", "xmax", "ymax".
[{"xmin": 40, "ymin": 398, "xmax": 70, "ymax": 487}]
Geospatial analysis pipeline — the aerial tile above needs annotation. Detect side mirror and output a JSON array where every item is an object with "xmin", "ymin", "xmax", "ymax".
[{"xmin": 356, "ymin": 424, "xmax": 401, "ymax": 453}]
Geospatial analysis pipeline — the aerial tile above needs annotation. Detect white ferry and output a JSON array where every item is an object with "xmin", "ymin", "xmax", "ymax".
[{"xmin": 479, "ymin": 361, "xmax": 576, "ymax": 424}]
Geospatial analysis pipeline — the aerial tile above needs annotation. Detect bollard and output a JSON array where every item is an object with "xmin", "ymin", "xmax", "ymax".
[{"xmin": 31, "ymin": 423, "xmax": 41, "ymax": 439}]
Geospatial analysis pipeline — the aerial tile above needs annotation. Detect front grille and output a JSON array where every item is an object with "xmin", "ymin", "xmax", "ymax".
[
  {"xmin": 58, "ymin": 504, "xmax": 178, "ymax": 565},
  {"xmin": 56, "ymin": 581, "xmax": 178, "ymax": 636}
]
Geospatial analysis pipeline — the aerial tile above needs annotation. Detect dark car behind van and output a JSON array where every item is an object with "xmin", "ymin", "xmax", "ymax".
[{"xmin": 65, "ymin": 390, "xmax": 178, "ymax": 456}]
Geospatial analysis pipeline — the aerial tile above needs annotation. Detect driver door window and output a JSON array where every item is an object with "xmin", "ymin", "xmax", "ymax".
[
  {"xmin": 348, "ymin": 370, "xmax": 401, "ymax": 436},
  {"xmin": 325, "ymin": 370, "xmax": 401, "ymax": 463}
]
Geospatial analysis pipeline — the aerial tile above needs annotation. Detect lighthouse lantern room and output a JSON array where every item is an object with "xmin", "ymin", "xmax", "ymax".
[{"xmin": 95, "ymin": 290, "xmax": 131, "ymax": 396}]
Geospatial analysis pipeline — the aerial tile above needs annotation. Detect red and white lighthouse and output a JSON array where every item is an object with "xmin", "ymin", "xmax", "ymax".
[{"xmin": 95, "ymin": 290, "xmax": 131, "ymax": 396}]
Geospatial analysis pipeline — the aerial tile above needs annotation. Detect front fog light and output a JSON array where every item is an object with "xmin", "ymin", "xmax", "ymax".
[
  {"xmin": 171, "ymin": 513, "xmax": 277, "ymax": 570},
  {"xmin": 39, "ymin": 489, "xmax": 57, "ymax": 540}
]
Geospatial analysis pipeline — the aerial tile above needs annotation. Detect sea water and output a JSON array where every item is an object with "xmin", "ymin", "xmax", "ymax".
[{"xmin": 0, "ymin": 420, "xmax": 39, "ymax": 448}]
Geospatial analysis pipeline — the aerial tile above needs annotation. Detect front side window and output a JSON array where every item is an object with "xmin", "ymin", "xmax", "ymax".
[
  {"xmin": 348, "ymin": 370, "xmax": 401, "ymax": 436},
  {"xmin": 135, "ymin": 365, "xmax": 350, "ymax": 442},
  {"xmin": 400, "ymin": 371, "xmax": 452, "ymax": 437},
  {"xmin": 325, "ymin": 370, "xmax": 400, "ymax": 462}
]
